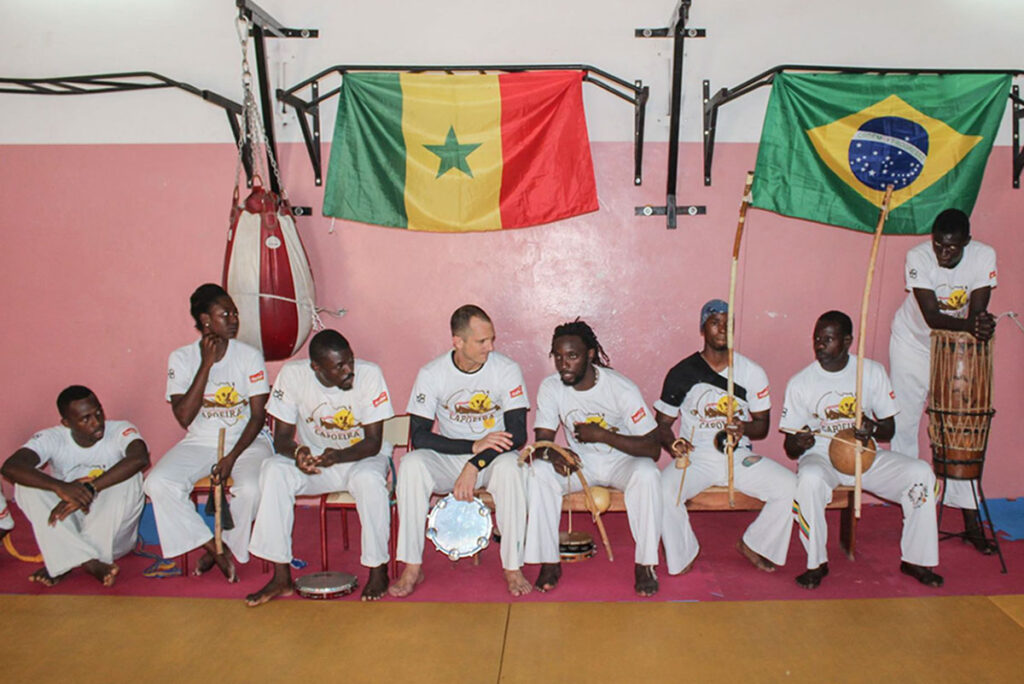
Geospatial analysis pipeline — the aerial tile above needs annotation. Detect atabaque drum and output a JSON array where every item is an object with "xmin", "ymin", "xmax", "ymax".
[
  {"xmin": 426, "ymin": 495, "xmax": 493, "ymax": 561},
  {"xmin": 927, "ymin": 330, "xmax": 994, "ymax": 480}
]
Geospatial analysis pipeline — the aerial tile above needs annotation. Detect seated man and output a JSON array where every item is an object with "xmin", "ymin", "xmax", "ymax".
[
  {"xmin": 783, "ymin": 310, "xmax": 942, "ymax": 589},
  {"xmin": 1, "ymin": 385, "xmax": 149, "ymax": 586},
  {"xmin": 656, "ymin": 300, "xmax": 796, "ymax": 576},
  {"xmin": 247, "ymin": 330, "xmax": 394, "ymax": 605},
  {"xmin": 525, "ymin": 320, "xmax": 662, "ymax": 596},
  {"xmin": 390, "ymin": 305, "xmax": 531, "ymax": 598}
]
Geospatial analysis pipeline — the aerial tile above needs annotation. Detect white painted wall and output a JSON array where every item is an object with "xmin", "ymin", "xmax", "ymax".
[{"xmin": 1, "ymin": 0, "xmax": 1020, "ymax": 144}]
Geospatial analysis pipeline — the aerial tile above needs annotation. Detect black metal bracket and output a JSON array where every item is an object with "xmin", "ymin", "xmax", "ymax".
[
  {"xmin": 703, "ymin": 64, "xmax": 1024, "ymax": 188},
  {"xmin": 277, "ymin": 64, "xmax": 647, "ymax": 189},
  {"xmin": 1012, "ymin": 85, "xmax": 1022, "ymax": 189},
  {"xmin": 236, "ymin": 0, "xmax": 317, "ymax": 206},
  {"xmin": 634, "ymin": 0, "xmax": 706, "ymax": 229}
]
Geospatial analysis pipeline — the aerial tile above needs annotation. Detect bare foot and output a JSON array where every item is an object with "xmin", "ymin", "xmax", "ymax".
[
  {"xmin": 245, "ymin": 571, "xmax": 295, "ymax": 607},
  {"xmin": 534, "ymin": 563, "xmax": 562, "ymax": 592},
  {"xmin": 505, "ymin": 568, "xmax": 532, "ymax": 597},
  {"xmin": 388, "ymin": 564, "xmax": 424, "ymax": 598},
  {"xmin": 361, "ymin": 564, "xmax": 389, "ymax": 601},
  {"xmin": 634, "ymin": 564, "xmax": 658, "ymax": 597},
  {"xmin": 195, "ymin": 550, "xmax": 237, "ymax": 583},
  {"xmin": 28, "ymin": 567, "xmax": 68, "ymax": 587},
  {"xmin": 83, "ymin": 559, "xmax": 119, "ymax": 587},
  {"xmin": 737, "ymin": 540, "xmax": 776, "ymax": 573},
  {"xmin": 795, "ymin": 563, "xmax": 829, "ymax": 589}
]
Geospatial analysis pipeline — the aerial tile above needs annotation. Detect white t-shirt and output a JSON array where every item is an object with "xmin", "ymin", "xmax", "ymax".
[
  {"xmin": 654, "ymin": 352, "xmax": 770, "ymax": 451},
  {"xmin": 166, "ymin": 339, "xmax": 270, "ymax": 443},
  {"xmin": 535, "ymin": 367, "xmax": 656, "ymax": 458},
  {"xmin": 891, "ymin": 240, "xmax": 997, "ymax": 349},
  {"xmin": 23, "ymin": 420, "xmax": 143, "ymax": 482},
  {"xmin": 780, "ymin": 355, "xmax": 898, "ymax": 458},
  {"xmin": 267, "ymin": 359, "xmax": 395, "ymax": 457},
  {"xmin": 406, "ymin": 351, "xmax": 529, "ymax": 439}
]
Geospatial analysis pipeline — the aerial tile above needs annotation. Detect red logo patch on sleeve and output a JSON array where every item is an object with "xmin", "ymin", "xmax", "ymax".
[
  {"xmin": 249, "ymin": 371, "xmax": 265, "ymax": 383},
  {"xmin": 631, "ymin": 408, "xmax": 647, "ymax": 424},
  {"xmin": 121, "ymin": 427, "xmax": 138, "ymax": 437},
  {"xmin": 889, "ymin": 391, "xmax": 896, "ymax": 400},
  {"xmin": 510, "ymin": 385, "xmax": 523, "ymax": 398},
  {"xmin": 757, "ymin": 386, "xmax": 770, "ymax": 400},
  {"xmin": 372, "ymin": 391, "xmax": 389, "ymax": 407},
  {"xmin": 989, "ymin": 270, "xmax": 997, "ymax": 279}
]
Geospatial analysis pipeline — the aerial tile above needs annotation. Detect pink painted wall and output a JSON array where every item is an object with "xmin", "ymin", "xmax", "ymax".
[{"xmin": 1, "ymin": 142, "xmax": 1021, "ymax": 495}]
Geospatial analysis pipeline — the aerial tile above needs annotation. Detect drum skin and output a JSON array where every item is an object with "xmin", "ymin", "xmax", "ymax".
[
  {"xmin": 559, "ymin": 530, "xmax": 596, "ymax": 563},
  {"xmin": 828, "ymin": 428, "xmax": 876, "ymax": 476},
  {"xmin": 927, "ymin": 331, "xmax": 994, "ymax": 480},
  {"xmin": 223, "ymin": 184, "xmax": 316, "ymax": 362}
]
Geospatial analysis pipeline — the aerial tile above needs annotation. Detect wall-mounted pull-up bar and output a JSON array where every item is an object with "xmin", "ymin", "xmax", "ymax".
[
  {"xmin": 277, "ymin": 64, "xmax": 648, "ymax": 190},
  {"xmin": 702, "ymin": 64, "xmax": 1024, "ymax": 188}
]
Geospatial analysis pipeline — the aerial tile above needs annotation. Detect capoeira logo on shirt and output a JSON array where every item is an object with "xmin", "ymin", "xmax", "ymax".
[
  {"xmin": 689, "ymin": 388, "xmax": 747, "ymax": 432},
  {"xmin": 443, "ymin": 390, "xmax": 500, "ymax": 432},
  {"xmin": 564, "ymin": 410, "xmax": 619, "ymax": 454},
  {"xmin": 307, "ymin": 403, "xmax": 364, "ymax": 446},
  {"xmin": 813, "ymin": 392, "xmax": 857, "ymax": 434},
  {"xmin": 200, "ymin": 382, "xmax": 248, "ymax": 424},
  {"xmin": 935, "ymin": 285, "xmax": 969, "ymax": 315}
]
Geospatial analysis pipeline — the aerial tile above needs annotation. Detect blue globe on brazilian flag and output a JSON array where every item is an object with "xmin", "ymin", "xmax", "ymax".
[{"xmin": 751, "ymin": 72, "xmax": 1010, "ymax": 234}]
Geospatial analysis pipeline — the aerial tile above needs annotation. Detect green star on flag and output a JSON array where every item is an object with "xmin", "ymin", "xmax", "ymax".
[{"xmin": 424, "ymin": 126, "xmax": 481, "ymax": 178}]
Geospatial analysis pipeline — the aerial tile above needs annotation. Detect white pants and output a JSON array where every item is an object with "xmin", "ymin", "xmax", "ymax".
[
  {"xmin": 249, "ymin": 453, "xmax": 390, "ymax": 567},
  {"xmin": 661, "ymin": 447, "xmax": 796, "ymax": 574},
  {"xmin": 15, "ymin": 474, "xmax": 144, "ymax": 577},
  {"xmin": 396, "ymin": 449, "xmax": 526, "ymax": 570},
  {"xmin": 793, "ymin": 450, "xmax": 938, "ymax": 569},
  {"xmin": 890, "ymin": 333, "xmax": 977, "ymax": 509},
  {"xmin": 144, "ymin": 434, "xmax": 272, "ymax": 562},
  {"xmin": 525, "ymin": 452, "xmax": 661, "ymax": 566},
  {"xmin": 0, "ymin": 498, "xmax": 13, "ymax": 531}
]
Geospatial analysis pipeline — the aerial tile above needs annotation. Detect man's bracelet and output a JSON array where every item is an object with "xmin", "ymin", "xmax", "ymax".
[
  {"xmin": 83, "ymin": 481, "xmax": 98, "ymax": 496},
  {"xmin": 294, "ymin": 445, "xmax": 307, "ymax": 460}
]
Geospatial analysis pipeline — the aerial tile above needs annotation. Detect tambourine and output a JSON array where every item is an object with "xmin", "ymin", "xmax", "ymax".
[
  {"xmin": 294, "ymin": 570, "xmax": 358, "ymax": 599},
  {"xmin": 560, "ymin": 530, "xmax": 596, "ymax": 563},
  {"xmin": 426, "ymin": 494, "xmax": 493, "ymax": 561}
]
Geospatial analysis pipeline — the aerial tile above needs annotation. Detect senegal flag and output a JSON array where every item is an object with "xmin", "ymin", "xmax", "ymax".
[
  {"xmin": 323, "ymin": 70, "xmax": 598, "ymax": 232},
  {"xmin": 751, "ymin": 72, "xmax": 1009, "ymax": 234}
]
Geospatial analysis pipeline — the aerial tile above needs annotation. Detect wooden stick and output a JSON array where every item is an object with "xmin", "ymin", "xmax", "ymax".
[
  {"xmin": 853, "ymin": 184, "xmax": 894, "ymax": 519},
  {"xmin": 214, "ymin": 427, "xmax": 226, "ymax": 555},
  {"xmin": 779, "ymin": 428, "xmax": 876, "ymax": 453},
  {"xmin": 576, "ymin": 469, "xmax": 613, "ymax": 562},
  {"xmin": 725, "ymin": 171, "xmax": 756, "ymax": 508}
]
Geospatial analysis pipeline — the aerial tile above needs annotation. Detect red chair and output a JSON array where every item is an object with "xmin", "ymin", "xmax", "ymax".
[{"xmin": 318, "ymin": 414, "xmax": 408, "ymax": 578}]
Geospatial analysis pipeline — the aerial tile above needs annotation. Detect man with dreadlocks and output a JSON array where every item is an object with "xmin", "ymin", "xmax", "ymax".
[
  {"xmin": 655, "ymin": 299, "xmax": 796, "ymax": 576},
  {"xmin": 525, "ymin": 319, "xmax": 662, "ymax": 596}
]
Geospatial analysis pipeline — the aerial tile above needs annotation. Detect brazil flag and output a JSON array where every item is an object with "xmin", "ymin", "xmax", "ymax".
[
  {"xmin": 751, "ymin": 72, "xmax": 1010, "ymax": 234},
  {"xmin": 323, "ymin": 71, "xmax": 598, "ymax": 232}
]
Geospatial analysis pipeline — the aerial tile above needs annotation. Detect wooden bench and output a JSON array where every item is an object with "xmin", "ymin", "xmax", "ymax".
[{"xmin": 560, "ymin": 485, "xmax": 859, "ymax": 561}]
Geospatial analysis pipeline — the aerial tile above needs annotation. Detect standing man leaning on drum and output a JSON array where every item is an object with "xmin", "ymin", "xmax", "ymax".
[
  {"xmin": 246, "ymin": 330, "xmax": 395, "ymax": 605},
  {"xmin": 784, "ymin": 311, "xmax": 942, "ymax": 589},
  {"xmin": 389, "ymin": 305, "xmax": 532, "ymax": 598},
  {"xmin": 525, "ymin": 319, "xmax": 662, "ymax": 597},
  {"xmin": 889, "ymin": 208, "xmax": 997, "ymax": 553}
]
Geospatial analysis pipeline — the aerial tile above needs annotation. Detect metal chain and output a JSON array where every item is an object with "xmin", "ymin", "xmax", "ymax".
[{"xmin": 233, "ymin": 14, "xmax": 287, "ymax": 200}]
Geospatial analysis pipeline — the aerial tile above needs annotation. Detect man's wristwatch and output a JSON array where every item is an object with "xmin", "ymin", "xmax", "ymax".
[{"xmin": 83, "ymin": 481, "xmax": 98, "ymax": 496}]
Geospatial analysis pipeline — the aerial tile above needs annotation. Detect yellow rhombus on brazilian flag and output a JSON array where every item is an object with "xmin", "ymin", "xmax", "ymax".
[{"xmin": 751, "ymin": 72, "xmax": 1009, "ymax": 234}]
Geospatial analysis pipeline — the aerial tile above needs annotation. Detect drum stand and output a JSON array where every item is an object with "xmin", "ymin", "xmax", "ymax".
[{"xmin": 931, "ymin": 407, "xmax": 1006, "ymax": 574}]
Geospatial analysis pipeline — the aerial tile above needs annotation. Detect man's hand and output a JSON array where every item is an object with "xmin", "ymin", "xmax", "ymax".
[
  {"xmin": 453, "ymin": 463, "xmax": 478, "ymax": 502},
  {"xmin": 56, "ymin": 481, "xmax": 94, "ymax": 512},
  {"xmin": 670, "ymin": 437, "xmax": 693, "ymax": 459},
  {"xmin": 472, "ymin": 431, "xmax": 513, "ymax": 455},
  {"xmin": 315, "ymin": 448, "xmax": 343, "ymax": 469},
  {"xmin": 792, "ymin": 427, "xmax": 816, "ymax": 451},
  {"xmin": 853, "ymin": 418, "xmax": 877, "ymax": 446},
  {"xmin": 724, "ymin": 417, "xmax": 745, "ymax": 442},
  {"xmin": 210, "ymin": 454, "xmax": 239, "ymax": 484},
  {"xmin": 972, "ymin": 311, "xmax": 996, "ymax": 341},
  {"xmin": 573, "ymin": 421, "xmax": 608, "ymax": 445},
  {"xmin": 199, "ymin": 331, "xmax": 227, "ymax": 368},
  {"xmin": 48, "ymin": 499, "xmax": 84, "ymax": 525},
  {"xmin": 294, "ymin": 446, "xmax": 321, "ymax": 475}
]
